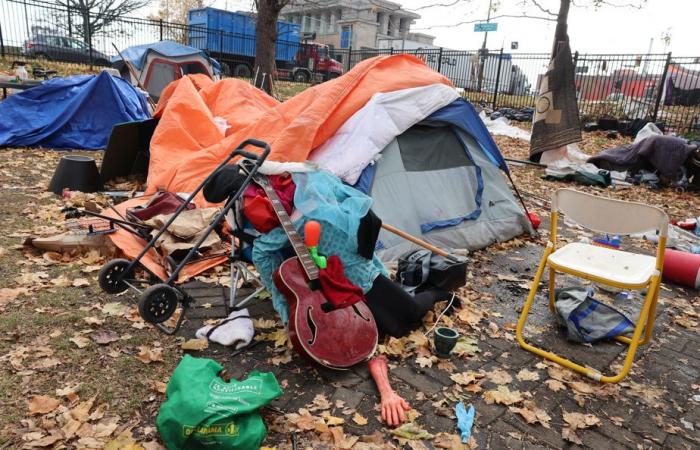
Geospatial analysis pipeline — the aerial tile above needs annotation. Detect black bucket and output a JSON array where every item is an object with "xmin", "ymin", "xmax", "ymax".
[{"xmin": 48, "ymin": 155, "xmax": 102, "ymax": 194}]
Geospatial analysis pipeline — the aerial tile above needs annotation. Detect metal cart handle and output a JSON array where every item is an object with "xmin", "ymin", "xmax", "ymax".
[{"xmin": 235, "ymin": 139, "xmax": 271, "ymax": 161}]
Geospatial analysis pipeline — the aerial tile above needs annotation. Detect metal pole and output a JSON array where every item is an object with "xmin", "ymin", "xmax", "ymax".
[
  {"xmin": 159, "ymin": 19, "xmax": 163, "ymax": 41},
  {"xmin": 437, "ymin": 46, "xmax": 443, "ymax": 72},
  {"xmin": 477, "ymin": 0, "xmax": 493, "ymax": 92},
  {"xmin": 219, "ymin": 30, "xmax": 223, "ymax": 62},
  {"xmin": 347, "ymin": 45, "xmax": 352, "ymax": 71},
  {"xmin": 492, "ymin": 47, "xmax": 503, "ymax": 109},
  {"xmin": 67, "ymin": 5, "xmax": 73, "ymax": 37},
  {"xmin": 23, "ymin": 0, "xmax": 30, "ymax": 39},
  {"xmin": 86, "ymin": 9, "xmax": 93, "ymax": 70},
  {"xmin": 652, "ymin": 52, "xmax": 672, "ymax": 123},
  {"xmin": 0, "ymin": 20, "xmax": 5, "ymax": 58}
]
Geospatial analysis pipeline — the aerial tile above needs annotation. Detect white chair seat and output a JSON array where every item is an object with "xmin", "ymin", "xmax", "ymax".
[{"xmin": 548, "ymin": 242, "xmax": 657, "ymax": 286}]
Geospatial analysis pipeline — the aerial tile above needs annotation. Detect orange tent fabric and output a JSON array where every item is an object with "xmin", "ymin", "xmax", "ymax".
[{"xmin": 106, "ymin": 55, "xmax": 453, "ymax": 280}]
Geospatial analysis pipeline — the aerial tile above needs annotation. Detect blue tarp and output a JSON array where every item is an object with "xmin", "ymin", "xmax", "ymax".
[
  {"xmin": 424, "ymin": 98, "xmax": 509, "ymax": 173},
  {"xmin": 0, "ymin": 72, "xmax": 150, "ymax": 150},
  {"xmin": 111, "ymin": 40, "xmax": 221, "ymax": 75}
]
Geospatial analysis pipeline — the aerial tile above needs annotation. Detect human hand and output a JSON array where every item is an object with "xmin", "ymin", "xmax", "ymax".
[{"xmin": 380, "ymin": 389, "xmax": 410, "ymax": 427}]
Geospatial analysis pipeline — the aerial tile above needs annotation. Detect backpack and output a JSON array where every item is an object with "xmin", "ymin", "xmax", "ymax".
[{"xmin": 397, "ymin": 249, "xmax": 467, "ymax": 293}]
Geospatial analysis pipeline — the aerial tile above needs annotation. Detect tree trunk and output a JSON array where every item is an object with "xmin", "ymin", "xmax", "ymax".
[{"xmin": 255, "ymin": 0, "xmax": 281, "ymax": 95}]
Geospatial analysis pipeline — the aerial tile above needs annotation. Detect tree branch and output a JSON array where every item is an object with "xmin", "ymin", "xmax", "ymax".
[
  {"xmin": 414, "ymin": 13, "xmax": 556, "ymax": 31},
  {"xmin": 529, "ymin": 0, "xmax": 557, "ymax": 16}
]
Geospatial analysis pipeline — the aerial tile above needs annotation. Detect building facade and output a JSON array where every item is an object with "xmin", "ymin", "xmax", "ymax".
[{"xmin": 281, "ymin": 0, "xmax": 434, "ymax": 50}]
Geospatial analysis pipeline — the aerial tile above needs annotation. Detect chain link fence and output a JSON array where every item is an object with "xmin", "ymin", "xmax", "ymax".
[{"xmin": 2, "ymin": 0, "xmax": 699, "ymax": 134}]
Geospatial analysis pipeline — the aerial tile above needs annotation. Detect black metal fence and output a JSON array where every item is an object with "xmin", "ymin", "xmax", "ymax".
[{"xmin": 1, "ymin": 0, "xmax": 699, "ymax": 134}]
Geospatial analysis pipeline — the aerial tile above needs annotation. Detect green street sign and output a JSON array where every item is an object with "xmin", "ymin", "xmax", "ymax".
[{"xmin": 474, "ymin": 22, "xmax": 498, "ymax": 32}]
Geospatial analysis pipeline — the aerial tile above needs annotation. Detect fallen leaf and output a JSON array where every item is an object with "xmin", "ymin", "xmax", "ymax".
[
  {"xmin": 563, "ymin": 411, "xmax": 600, "ymax": 429},
  {"xmin": 323, "ymin": 414, "xmax": 345, "ymax": 426},
  {"xmin": 91, "ymin": 330, "xmax": 120, "ymax": 345},
  {"xmin": 181, "ymin": 338, "xmax": 209, "ymax": 351},
  {"xmin": 570, "ymin": 381, "xmax": 596, "ymax": 395},
  {"xmin": 415, "ymin": 355, "xmax": 435, "ymax": 368},
  {"xmin": 101, "ymin": 302, "xmax": 128, "ymax": 317},
  {"xmin": 22, "ymin": 431, "xmax": 63, "ymax": 447},
  {"xmin": 544, "ymin": 379, "xmax": 567, "ymax": 392},
  {"xmin": 70, "ymin": 335, "xmax": 91, "ymax": 349},
  {"xmin": 452, "ymin": 336, "xmax": 480, "ymax": 357},
  {"xmin": 70, "ymin": 396, "xmax": 96, "ymax": 422},
  {"xmin": 310, "ymin": 394, "xmax": 332, "ymax": 411},
  {"xmin": 516, "ymin": 368, "xmax": 540, "ymax": 382},
  {"xmin": 352, "ymin": 412, "xmax": 368, "ymax": 425},
  {"xmin": 72, "ymin": 278, "xmax": 90, "ymax": 287},
  {"xmin": 137, "ymin": 345, "xmax": 164, "ymax": 364},
  {"xmin": 483, "ymin": 386, "xmax": 523, "ymax": 406},
  {"xmin": 0, "ymin": 287, "xmax": 24, "ymax": 306},
  {"xmin": 487, "ymin": 368, "xmax": 513, "ymax": 385},
  {"xmin": 390, "ymin": 422, "xmax": 434, "ymax": 441},
  {"xmin": 269, "ymin": 352, "xmax": 292, "ymax": 366},
  {"xmin": 150, "ymin": 380, "xmax": 167, "ymax": 394},
  {"xmin": 610, "ymin": 416, "xmax": 624, "ymax": 427},
  {"xmin": 433, "ymin": 432, "xmax": 468, "ymax": 449},
  {"xmin": 83, "ymin": 316, "xmax": 105, "ymax": 326},
  {"xmin": 451, "ymin": 371, "xmax": 484, "ymax": 386},
  {"xmin": 252, "ymin": 318, "xmax": 277, "ymax": 328},
  {"xmin": 27, "ymin": 395, "xmax": 60, "ymax": 415},
  {"xmin": 508, "ymin": 400, "xmax": 551, "ymax": 428}
]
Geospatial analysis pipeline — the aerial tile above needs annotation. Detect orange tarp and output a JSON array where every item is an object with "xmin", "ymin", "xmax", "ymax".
[{"xmin": 107, "ymin": 55, "xmax": 453, "ymax": 280}]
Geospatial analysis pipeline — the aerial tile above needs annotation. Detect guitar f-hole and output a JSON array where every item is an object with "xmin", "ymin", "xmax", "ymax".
[
  {"xmin": 305, "ymin": 306, "xmax": 317, "ymax": 346},
  {"xmin": 352, "ymin": 304, "xmax": 372, "ymax": 322}
]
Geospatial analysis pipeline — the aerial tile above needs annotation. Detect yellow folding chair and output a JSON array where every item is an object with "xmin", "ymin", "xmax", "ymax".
[{"xmin": 516, "ymin": 188, "xmax": 668, "ymax": 383}]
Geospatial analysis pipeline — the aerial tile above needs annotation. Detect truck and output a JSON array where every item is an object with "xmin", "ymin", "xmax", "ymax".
[{"xmin": 187, "ymin": 7, "xmax": 344, "ymax": 82}]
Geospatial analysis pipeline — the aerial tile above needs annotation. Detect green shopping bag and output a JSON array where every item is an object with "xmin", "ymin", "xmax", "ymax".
[{"xmin": 157, "ymin": 355, "xmax": 283, "ymax": 449}]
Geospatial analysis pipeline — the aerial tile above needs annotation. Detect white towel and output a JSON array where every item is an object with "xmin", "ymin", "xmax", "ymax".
[{"xmin": 195, "ymin": 309, "xmax": 254, "ymax": 349}]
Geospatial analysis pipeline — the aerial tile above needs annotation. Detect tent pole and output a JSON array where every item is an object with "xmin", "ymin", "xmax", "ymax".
[{"xmin": 503, "ymin": 169, "xmax": 540, "ymax": 237}]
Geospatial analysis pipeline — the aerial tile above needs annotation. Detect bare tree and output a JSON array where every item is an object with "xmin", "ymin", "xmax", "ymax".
[
  {"xmin": 254, "ymin": 0, "xmax": 292, "ymax": 94},
  {"xmin": 149, "ymin": 0, "xmax": 207, "ymax": 43},
  {"xmin": 55, "ymin": 0, "xmax": 151, "ymax": 44}
]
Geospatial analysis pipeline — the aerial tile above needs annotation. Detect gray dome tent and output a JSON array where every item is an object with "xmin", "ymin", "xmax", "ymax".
[{"xmin": 352, "ymin": 98, "xmax": 533, "ymax": 261}]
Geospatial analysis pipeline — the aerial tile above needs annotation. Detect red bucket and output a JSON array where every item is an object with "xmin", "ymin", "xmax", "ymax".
[{"xmin": 662, "ymin": 249, "xmax": 700, "ymax": 290}]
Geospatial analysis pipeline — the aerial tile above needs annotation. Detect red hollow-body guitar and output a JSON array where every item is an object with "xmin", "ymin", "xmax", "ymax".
[{"xmin": 255, "ymin": 175, "xmax": 378, "ymax": 370}]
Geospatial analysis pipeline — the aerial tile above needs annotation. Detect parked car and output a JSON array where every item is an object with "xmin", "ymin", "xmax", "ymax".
[{"xmin": 22, "ymin": 34, "xmax": 111, "ymax": 66}]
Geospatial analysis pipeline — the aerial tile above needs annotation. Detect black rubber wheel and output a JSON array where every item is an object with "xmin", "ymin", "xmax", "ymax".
[
  {"xmin": 139, "ymin": 284, "xmax": 179, "ymax": 324},
  {"xmin": 293, "ymin": 70, "xmax": 309, "ymax": 83},
  {"xmin": 233, "ymin": 63, "xmax": 252, "ymax": 78},
  {"xmin": 98, "ymin": 258, "xmax": 133, "ymax": 294}
]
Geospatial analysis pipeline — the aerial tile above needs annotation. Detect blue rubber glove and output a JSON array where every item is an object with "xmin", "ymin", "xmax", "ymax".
[{"xmin": 456, "ymin": 402, "xmax": 475, "ymax": 444}]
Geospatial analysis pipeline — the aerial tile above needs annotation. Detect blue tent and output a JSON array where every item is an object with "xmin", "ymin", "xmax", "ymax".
[
  {"xmin": 111, "ymin": 40, "xmax": 221, "ymax": 75},
  {"xmin": 0, "ymin": 72, "xmax": 150, "ymax": 150},
  {"xmin": 353, "ymin": 98, "xmax": 532, "ymax": 260}
]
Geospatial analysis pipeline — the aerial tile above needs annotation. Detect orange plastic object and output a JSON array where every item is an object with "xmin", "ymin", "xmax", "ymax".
[
  {"xmin": 304, "ymin": 220, "xmax": 321, "ymax": 247},
  {"xmin": 107, "ymin": 54, "xmax": 453, "ymax": 281}
]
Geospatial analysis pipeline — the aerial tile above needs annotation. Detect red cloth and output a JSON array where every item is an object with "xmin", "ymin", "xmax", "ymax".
[
  {"xmin": 319, "ymin": 255, "xmax": 365, "ymax": 309},
  {"xmin": 127, "ymin": 191, "xmax": 194, "ymax": 222},
  {"xmin": 243, "ymin": 174, "xmax": 296, "ymax": 233}
]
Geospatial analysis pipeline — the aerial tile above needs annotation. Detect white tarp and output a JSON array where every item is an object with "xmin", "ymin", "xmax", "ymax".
[
  {"xmin": 478, "ymin": 111, "xmax": 531, "ymax": 141},
  {"xmin": 309, "ymin": 83, "xmax": 460, "ymax": 184}
]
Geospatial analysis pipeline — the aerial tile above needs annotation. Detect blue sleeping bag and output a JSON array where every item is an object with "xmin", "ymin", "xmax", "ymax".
[{"xmin": 0, "ymin": 71, "xmax": 150, "ymax": 150}]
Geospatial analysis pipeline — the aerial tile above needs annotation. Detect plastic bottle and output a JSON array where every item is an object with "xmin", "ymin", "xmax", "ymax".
[{"xmin": 14, "ymin": 64, "xmax": 29, "ymax": 82}]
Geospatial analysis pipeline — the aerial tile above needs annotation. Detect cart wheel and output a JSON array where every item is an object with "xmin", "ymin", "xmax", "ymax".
[
  {"xmin": 98, "ymin": 258, "xmax": 134, "ymax": 294},
  {"xmin": 139, "ymin": 284, "xmax": 179, "ymax": 324}
]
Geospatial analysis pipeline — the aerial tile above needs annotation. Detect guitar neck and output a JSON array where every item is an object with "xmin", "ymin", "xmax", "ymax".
[{"xmin": 257, "ymin": 177, "xmax": 319, "ymax": 280}]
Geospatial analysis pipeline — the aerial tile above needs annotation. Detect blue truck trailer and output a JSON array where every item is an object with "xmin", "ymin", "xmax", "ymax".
[{"xmin": 188, "ymin": 7, "xmax": 343, "ymax": 82}]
